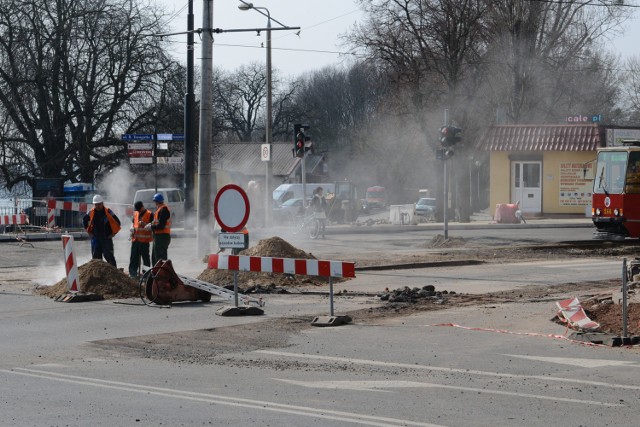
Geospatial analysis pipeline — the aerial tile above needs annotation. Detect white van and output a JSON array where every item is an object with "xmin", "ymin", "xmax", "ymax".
[
  {"xmin": 133, "ymin": 188, "xmax": 185, "ymax": 226},
  {"xmin": 272, "ymin": 183, "xmax": 335, "ymax": 207}
]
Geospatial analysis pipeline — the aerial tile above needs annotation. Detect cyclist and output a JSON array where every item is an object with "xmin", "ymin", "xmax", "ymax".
[{"xmin": 310, "ymin": 187, "xmax": 327, "ymax": 238}]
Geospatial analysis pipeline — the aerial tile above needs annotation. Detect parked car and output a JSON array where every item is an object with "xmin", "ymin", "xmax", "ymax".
[
  {"xmin": 133, "ymin": 188, "xmax": 185, "ymax": 226},
  {"xmin": 415, "ymin": 197, "xmax": 436, "ymax": 220},
  {"xmin": 272, "ymin": 197, "xmax": 304, "ymax": 225}
]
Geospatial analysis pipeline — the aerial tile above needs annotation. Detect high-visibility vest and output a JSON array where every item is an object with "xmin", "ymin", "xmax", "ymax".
[
  {"xmin": 87, "ymin": 207, "xmax": 121, "ymax": 236},
  {"xmin": 132, "ymin": 209, "xmax": 153, "ymax": 243},
  {"xmin": 153, "ymin": 204, "xmax": 171, "ymax": 234}
]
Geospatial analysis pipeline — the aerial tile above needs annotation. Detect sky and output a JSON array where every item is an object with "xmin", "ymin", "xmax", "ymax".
[
  {"xmin": 155, "ymin": 0, "xmax": 640, "ymax": 78},
  {"xmin": 157, "ymin": 0, "xmax": 364, "ymax": 78}
]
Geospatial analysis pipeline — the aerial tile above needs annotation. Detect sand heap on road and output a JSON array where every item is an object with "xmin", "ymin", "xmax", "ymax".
[
  {"xmin": 36, "ymin": 259, "xmax": 138, "ymax": 300},
  {"xmin": 197, "ymin": 236, "xmax": 331, "ymax": 290}
]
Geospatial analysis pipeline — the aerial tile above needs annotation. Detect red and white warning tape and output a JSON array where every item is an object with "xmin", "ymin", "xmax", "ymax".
[{"xmin": 208, "ymin": 254, "xmax": 356, "ymax": 278}]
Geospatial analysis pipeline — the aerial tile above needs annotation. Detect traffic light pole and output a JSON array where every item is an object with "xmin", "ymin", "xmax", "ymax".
[
  {"xmin": 301, "ymin": 154, "xmax": 307, "ymax": 209},
  {"xmin": 443, "ymin": 157, "xmax": 448, "ymax": 239}
]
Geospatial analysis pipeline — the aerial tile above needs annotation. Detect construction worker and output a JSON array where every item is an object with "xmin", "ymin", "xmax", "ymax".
[
  {"xmin": 82, "ymin": 194, "xmax": 121, "ymax": 267},
  {"xmin": 128, "ymin": 201, "xmax": 152, "ymax": 278},
  {"xmin": 145, "ymin": 192, "xmax": 171, "ymax": 265}
]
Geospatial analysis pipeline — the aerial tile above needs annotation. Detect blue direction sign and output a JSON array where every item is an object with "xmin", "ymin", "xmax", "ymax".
[
  {"xmin": 157, "ymin": 133, "xmax": 185, "ymax": 141},
  {"xmin": 122, "ymin": 134, "xmax": 153, "ymax": 141}
]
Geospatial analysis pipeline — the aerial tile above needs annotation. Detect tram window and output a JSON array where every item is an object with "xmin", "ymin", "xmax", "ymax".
[
  {"xmin": 625, "ymin": 152, "xmax": 640, "ymax": 193},
  {"xmin": 595, "ymin": 151, "xmax": 628, "ymax": 194}
]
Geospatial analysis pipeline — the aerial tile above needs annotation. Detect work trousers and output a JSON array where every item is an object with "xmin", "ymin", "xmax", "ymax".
[
  {"xmin": 91, "ymin": 237, "xmax": 117, "ymax": 267},
  {"xmin": 152, "ymin": 233, "xmax": 171, "ymax": 266},
  {"xmin": 129, "ymin": 241, "xmax": 150, "ymax": 277}
]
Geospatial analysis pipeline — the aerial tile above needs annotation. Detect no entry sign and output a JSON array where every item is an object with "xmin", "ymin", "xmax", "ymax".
[{"xmin": 214, "ymin": 184, "xmax": 250, "ymax": 232}]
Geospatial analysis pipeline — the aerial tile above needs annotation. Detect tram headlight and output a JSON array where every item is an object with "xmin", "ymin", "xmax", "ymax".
[
  {"xmin": 614, "ymin": 208, "xmax": 620, "ymax": 216},
  {"xmin": 595, "ymin": 208, "xmax": 601, "ymax": 216}
]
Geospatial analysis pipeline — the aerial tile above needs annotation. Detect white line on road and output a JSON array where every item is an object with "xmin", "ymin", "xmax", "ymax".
[
  {"xmin": 256, "ymin": 351, "xmax": 640, "ymax": 392},
  {"xmin": 1, "ymin": 368, "xmax": 447, "ymax": 427},
  {"xmin": 502, "ymin": 354, "xmax": 640, "ymax": 368},
  {"xmin": 274, "ymin": 379, "xmax": 622, "ymax": 407}
]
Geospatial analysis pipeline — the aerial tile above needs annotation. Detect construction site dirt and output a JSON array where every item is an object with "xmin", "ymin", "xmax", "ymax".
[{"xmin": 1, "ymin": 232, "xmax": 636, "ymax": 363}]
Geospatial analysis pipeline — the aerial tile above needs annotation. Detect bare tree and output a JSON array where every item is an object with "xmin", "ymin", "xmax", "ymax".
[{"xmin": 0, "ymin": 0, "xmax": 175, "ymax": 190}]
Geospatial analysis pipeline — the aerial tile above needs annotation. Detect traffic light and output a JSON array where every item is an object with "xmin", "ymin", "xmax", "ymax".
[
  {"xmin": 439, "ymin": 126, "xmax": 462, "ymax": 147},
  {"xmin": 293, "ymin": 123, "xmax": 311, "ymax": 158},
  {"xmin": 435, "ymin": 148, "xmax": 454, "ymax": 160}
]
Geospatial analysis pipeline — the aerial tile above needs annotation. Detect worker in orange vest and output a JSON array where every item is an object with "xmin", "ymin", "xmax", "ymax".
[
  {"xmin": 145, "ymin": 193, "xmax": 171, "ymax": 265},
  {"xmin": 82, "ymin": 194, "xmax": 121, "ymax": 267},
  {"xmin": 128, "ymin": 201, "xmax": 153, "ymax": 278}
]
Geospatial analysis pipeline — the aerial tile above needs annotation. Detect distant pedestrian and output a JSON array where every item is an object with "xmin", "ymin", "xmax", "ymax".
[
  {"xmin": 310, "ymin": 186, "xmax": 327, "ymax": 238},
  {"xmin": 145, "ymin": 193, "xmax": 171, "ymax": 265},
  {"xmin": 128, "ymin": 201, "xmax": 152, "ymax": 278},
  {"xmin": 83, "ymin": 195, "xmax": 121, "ymax": 267}
]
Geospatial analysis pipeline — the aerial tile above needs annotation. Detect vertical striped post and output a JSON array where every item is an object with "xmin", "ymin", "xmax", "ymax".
[
  {"xmin": 47, "ymin": 208, "xmax": 55, "ymax": 229},
  {"xmin": 62, "ymin": 235, "xmax": 79, "ymax": 293}
]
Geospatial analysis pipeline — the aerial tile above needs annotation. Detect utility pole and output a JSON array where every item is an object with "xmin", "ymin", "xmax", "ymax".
[
  {"xmin": 184, "ymin": 0, "xmax": 195, "ymax": 230},
  {"xmin": 197, "ymin": 0, "xmax": 214, "ymax": 257}
]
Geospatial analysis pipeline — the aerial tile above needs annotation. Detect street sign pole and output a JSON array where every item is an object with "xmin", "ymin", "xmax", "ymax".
[{"xmin": 153, "ymin": 130, "xmax": 158, "ymax": 193}]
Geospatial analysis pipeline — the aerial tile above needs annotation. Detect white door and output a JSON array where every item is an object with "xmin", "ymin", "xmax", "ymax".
[{"xmin": 511, "ymin": 161, "xmax": 542, "ymax": 214}]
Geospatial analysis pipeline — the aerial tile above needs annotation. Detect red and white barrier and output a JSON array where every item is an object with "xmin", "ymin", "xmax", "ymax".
[
  {"xmin": 62, "ymin": 235, "xmax": 79, "ymax": 293},
  {"xmin": 47, "ymin": 208, "xmax": 55, "ymax": 228},
  {"xmin": 208, "ymin": 254, "xmax": 356, "ymax": 278},
  {"xmin": 47, "ymin": 199, "xmax": 93, "ymax": 213},
  {"xmin": 556, "ymin": 297, "xmax": 600, "ymax": 330},
  {"xmin": 0, "ymin": 214, "xmax": 28, "ymax": 225}
]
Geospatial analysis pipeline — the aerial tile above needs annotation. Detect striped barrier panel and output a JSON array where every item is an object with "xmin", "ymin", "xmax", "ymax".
[
  {"xmin": 208, "ymin": 254, "xmax": 356, "ymax": 278},
  {"xmin": 47, "ymin": 200, "xmax": 93, "ymax": 213},
  {"xmin": 62, "ymin": 235, "xmax": 79, "ymax": 292},
  {"xmin": 0, "ymin": 214, "xmax": 28, "ymax": 225}
]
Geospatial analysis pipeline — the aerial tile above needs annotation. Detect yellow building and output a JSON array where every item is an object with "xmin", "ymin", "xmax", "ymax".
[{"xmin": 477, "ymin": 124, "xmax": 612, "ymax": 218}]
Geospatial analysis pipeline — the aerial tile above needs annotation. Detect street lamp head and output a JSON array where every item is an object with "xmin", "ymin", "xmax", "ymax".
[{"xmin": 238, "ymin": 2, "xmax": 254, "ymax": 11}]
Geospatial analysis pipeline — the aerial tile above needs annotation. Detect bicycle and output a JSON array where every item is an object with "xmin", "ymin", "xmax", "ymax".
[{"xmin": 292, "ymin": 211, "xmax": 321, "ymax": 239}]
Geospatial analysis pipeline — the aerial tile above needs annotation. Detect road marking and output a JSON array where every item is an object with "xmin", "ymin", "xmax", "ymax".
[
  {"xmin": 256, "ymin": 350, "xmax": 640, "ymax": 391},
  {"xmin": 502, "ymin": 354, "xmax": 640, "ymax": 368},
  {"xmin": 0, "ymin": 368, "xmax": 446, "ymax": 427},
  {"xmin": 275, "ymin": 379, "xmax": 622, "ymax": 407}
]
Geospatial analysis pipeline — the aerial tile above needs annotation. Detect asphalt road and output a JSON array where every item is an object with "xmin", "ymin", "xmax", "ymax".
[{"xmin": 1, "ymin": 223, "xmax": 639, "ymax": 426}]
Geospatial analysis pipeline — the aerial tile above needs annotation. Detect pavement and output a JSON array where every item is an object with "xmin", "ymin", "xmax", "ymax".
[{"xmin": 0, "ymin": 214, "xmax": 594, "ymax": 243}]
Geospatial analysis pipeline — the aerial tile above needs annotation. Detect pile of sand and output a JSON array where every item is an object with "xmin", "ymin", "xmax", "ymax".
[
  {"xmin": 36, "ymin": 259, "xmax": 139, "ymax": 299},
  {"xmin": 197, "ymin": 236, "xmax": 332, "ymax": 289}
]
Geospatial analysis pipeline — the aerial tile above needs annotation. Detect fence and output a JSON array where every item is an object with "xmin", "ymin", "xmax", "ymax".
[{"xmin": 0, "ymin": 199, "xmax": 133, "ymax": 233}]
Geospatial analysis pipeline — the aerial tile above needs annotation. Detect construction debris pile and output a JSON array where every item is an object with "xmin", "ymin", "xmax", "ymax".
[
  {"xmin": 198, "ymin": 236, "xmax": 334, "ymax": 290},
  {"xmin": 579, "ymin": 289, "xmax": 640, "ymax": 336},
  {"xmin": 378, "ymin": 285, "xmax": 455, "ymax": 304},
  {"xmin": 36, "ymin": 259, "xmax": 138, "ymax": 300},
  {"xmin": 426, "ymin": 235, "xmax": 467, "ymax": 248}
]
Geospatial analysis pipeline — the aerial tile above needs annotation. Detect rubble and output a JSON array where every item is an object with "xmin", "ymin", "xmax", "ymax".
[{"xmin": 378, "ymin": 285, "xmax": 456, "ymax": 304}]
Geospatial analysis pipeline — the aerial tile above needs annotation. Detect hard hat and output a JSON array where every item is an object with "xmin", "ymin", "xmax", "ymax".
[
  {"xmin": 152, "ymin": 193, "xmax": 164, "ymax": 202},
  {"xmin": 92, "ymin": 195, "xmax": 104, "ymax": 204}
]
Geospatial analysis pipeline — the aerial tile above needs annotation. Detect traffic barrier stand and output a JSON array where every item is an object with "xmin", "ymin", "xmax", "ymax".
[
  {"xmin": 208, "ymin": 254, "xmax": 355, "ymax": 325},
  {"xmin": 555, "ymin": 297, "xmax": 600, "ymax": 331},
  {"xmin": 55, "ymin": 235, "xmax": 101, "ymax": 303},
  {"xmin": 0, "ymin": 213, "xmax": 33, "ymax": 247}
]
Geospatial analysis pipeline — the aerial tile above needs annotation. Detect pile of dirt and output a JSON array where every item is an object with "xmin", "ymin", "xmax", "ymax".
[
  {"xmin": 426, "ymin": 235, "xmax": 467, "ymax": 248},
  {"xmin": 198, "ymin": 236, "xmax": 332, "ymax": 289},
  {"xmin": 36, "ymin": 259, "xmax": 138, "ymax": 299},
  {"xmin": 583, "ymin": 301, "xmax": 640, "ymax": 336}
]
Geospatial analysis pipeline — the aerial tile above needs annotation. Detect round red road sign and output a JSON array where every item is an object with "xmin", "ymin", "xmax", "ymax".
[{"xmin": 213, "ymin": 184, "xmax": 250, "ymax": 232}]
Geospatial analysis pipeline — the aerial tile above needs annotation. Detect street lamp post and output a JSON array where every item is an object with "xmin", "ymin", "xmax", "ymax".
[{"xmin": 238, "ymin": 1, "xmax": 273, "ymax": 228}]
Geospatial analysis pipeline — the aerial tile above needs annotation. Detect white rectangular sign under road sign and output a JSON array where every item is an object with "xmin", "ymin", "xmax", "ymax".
[
  {"xmin": 218, "ymin": 232, "xmax": 249, "ymax": 249},
  {"xmin": 157, "ymin": 157, "xmax": 184, "ymax": 164},
  {"xmin": 128, "ymin": 143, "xmax": 153, "ymax": 150},
  {"xmin": 130, "ymin": 157, "xmax": 153, "ymax": 164}
]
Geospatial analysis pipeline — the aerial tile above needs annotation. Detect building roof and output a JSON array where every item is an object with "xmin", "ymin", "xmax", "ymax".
[
  {"xmin": 476, "ymin": 124, "xmax": 605, "ymax": 152},
  {"xmin": 213, "ymin": 142, "xmax": 299, "ymax": 177}
]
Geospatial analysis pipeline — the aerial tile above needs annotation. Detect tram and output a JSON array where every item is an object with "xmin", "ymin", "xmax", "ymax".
[{"xmin": 592, "ymin": 143, "xmax": 640, "ymax": 240}]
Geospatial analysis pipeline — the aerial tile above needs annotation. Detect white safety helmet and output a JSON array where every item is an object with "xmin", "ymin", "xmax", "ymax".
[{"xmin": 92, "ymin": 194, "xmax": 104, "ymax": 204}]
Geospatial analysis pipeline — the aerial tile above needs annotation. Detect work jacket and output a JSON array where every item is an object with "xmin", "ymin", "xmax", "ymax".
[
  {"xmin": 152, "ymin": 204, "xmax": 171, "ymax": 234},
  {"xmin": 132, "ymin": 209, "xmax": 153, "ymax": 243},
  {"xmin": 85, "ymin": 207, "xmax": 121, "ymax": 238}
]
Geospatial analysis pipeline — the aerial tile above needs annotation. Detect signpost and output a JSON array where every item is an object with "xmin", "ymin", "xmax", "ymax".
[{"xmin": 213, "ymin": 184, "xmax": 259, "ymax": 316}]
